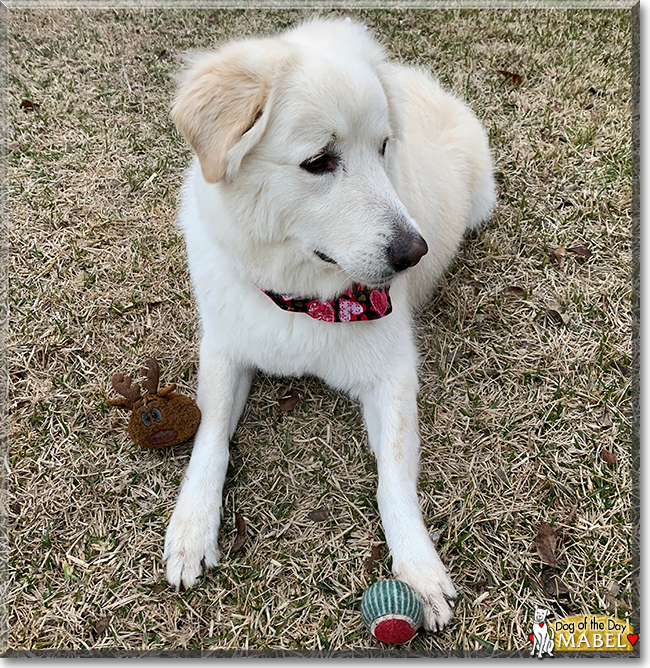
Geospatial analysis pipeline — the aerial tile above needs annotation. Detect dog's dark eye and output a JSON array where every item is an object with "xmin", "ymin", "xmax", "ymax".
[
  {"xmin": 380, "ymin": 139, "xmax": 388, "ymax": 156},
  {"xmin": 300, "ymin": 152, "xmax": 337, "ymax": 174}
]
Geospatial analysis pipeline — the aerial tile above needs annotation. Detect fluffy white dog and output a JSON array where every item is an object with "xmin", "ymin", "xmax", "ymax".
[{"xmin": 164, "ymin": 17, "xmax": 495, "ymax": 632}]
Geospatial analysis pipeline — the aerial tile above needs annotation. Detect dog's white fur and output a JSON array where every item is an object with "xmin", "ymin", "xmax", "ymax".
[{"xmin": 164, "ymin": 17, "xmax": 495, "ymax": 632}]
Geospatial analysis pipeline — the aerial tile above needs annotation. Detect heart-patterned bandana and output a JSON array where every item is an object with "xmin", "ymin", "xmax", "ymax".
[{"xmin": 261, "ymin": 283, "xmax": 392, "ymax": 323}]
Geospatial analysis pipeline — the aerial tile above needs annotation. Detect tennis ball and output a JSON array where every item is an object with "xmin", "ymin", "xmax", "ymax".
[{"xmin": 361, "ymin": 580, "xmax": 424, "ymax": 644}]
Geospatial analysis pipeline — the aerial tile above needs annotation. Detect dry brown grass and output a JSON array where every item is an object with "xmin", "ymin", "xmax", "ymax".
[{"xmin": 5, "ymin": 7, "xmax": 635, "ymax": 655}]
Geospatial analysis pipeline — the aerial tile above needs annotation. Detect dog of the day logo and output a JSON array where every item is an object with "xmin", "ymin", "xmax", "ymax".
[{"xmin": 528, "ymin": 606, "xmax": 637, "ymax": 657}]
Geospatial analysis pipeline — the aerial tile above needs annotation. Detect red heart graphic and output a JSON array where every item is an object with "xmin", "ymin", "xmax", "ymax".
[
  {"xmin": 370, "ymin": 289, "xmax": 388, "ymax": 317},
  {"xmin": 628, "ymin": 634, "xmax": 638, "ymax": 646},
  {"xmin": 539, "ymin": 622, "xmax": 544, "ymax": 627},
  {"xmin": 528, "ymin": 634, "xmax": 534, "ymax": 643}
]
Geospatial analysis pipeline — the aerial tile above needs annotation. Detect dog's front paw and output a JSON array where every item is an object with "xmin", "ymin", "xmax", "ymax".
[
  {"xmin": 163, "ymin": 499, "xmax": 220, "ymax": 589},
  {"xmin": 395, "ymin": 558, "xmax": 457, "ymax": 632}
]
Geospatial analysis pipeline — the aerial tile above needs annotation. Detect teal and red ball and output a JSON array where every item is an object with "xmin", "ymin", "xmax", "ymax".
[{"xmin": 361, "ymin": 580, "xmax": 424, "ymax": 644}]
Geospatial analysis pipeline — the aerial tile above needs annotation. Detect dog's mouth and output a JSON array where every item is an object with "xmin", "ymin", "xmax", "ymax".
[
  {"xmin": 314, "ymin": 250, "xmax": 338, "ymax": 265},
  {"xmin": 314, "ymin": 249, "xmax": 395, "ymax": 289}
]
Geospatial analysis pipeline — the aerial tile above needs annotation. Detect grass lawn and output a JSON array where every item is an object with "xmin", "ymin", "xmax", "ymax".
[{"xmin": 6, "ymin": 7, "xmax": 635, "ymax": 654}]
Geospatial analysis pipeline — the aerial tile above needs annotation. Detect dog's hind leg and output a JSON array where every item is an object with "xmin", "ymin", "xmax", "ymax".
[
  {"xmin": 163, "ymin": 342, "xmax": 253, "ymax": 589},
  {"xmin": 359, "ymin": 367, "xmax": 456, "ymax": 632}
]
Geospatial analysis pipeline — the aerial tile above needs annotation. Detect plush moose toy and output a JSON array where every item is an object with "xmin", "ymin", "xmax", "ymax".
[{"xmin": 108, "ymin": 358, "xmax": 201, "ymax": 449}]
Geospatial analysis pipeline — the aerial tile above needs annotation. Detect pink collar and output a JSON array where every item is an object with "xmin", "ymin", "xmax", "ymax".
[{"xmin": 261, "ymin": 283, "xmax": 392, "ymax": 322}]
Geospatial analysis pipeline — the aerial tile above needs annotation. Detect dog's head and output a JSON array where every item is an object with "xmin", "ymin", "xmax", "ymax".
[
  {"xmin": 172, "ymin": 18, "xmax": 427, "ymax": 298},
  {"xmin": 533, "ymin": 607, "xmax": 552, "ymax": 623}
]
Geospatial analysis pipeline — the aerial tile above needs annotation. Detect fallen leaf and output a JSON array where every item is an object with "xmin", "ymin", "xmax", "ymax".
[
  {"xmin": 604, "ymin": 588, "xmax": 632, "ymax": 613},
  {"xmin": 94, "ymin": 616, "xmax": 110, "ymax": 635},
  {"xmin": 542, "ymin": 571, "xmax": 570, "ymax": 598},
  {"xmin": 547, "ymin": 301, "xmax": 571, "ymax": 327},
  {"xmin": 485, "ymin": 368, "xmax": 501, "ymax": 379},
  {"xmin": 536, "ymin": 521, "xmax": 558, "ymax": 568},
  {"xmin": 549, "ymin": 245, "xmax": 567, "ymax": 269},
  {"xmin": 446, "ymin": 349, "xmax": 460, "ymax": 365},
  {"xmin": 565, "ymin": 500, "xmax": 581, "ymax": 524},
  {"xmin": 614, "ymin": 597, "xmax": 632, "ymax": 614},
  {"xmin": 230, "ymin": 512, "xmax": 247, "ymax": 555},
  {"xmin": 278, "ymin": 387, "xmax": 300, "ymax": 412},
  {"xmin": 20, "ymin": 99, "xmax": 39, "ymax": 111},
  {"xmin": 152, "ymin": 582, "xmax": 166, "ymax": 594},
  {"xmin": 608, "ymin": 582, "xmax": 620, "ymax": 598},
  {"xmin": 495, "ymin": 467, "xmax": 507, "ymax": 482},
  {"xmin": 499, "ymin": 69, "xmax": 522, "ymax": 86},
  {"xmin": 504, "ymin": 285, "xmax": 526, "ymax": 298},
  {"xmin": 208, "ymin": 12, "xmax": 217, "ymax": 21},
  {"xmin": 599, "ymin": 410, "xmax": 613, "ymax": 428},
  {"xmin": 600, "ymin": 448, "xmax": 616, "ymax": 467},
  {"xmin": 307, "ymin": 508, "xmax": 330, "ymax": 523},
  {"xmin": 364, "ymin": 543, "xmax": 385, "ymax": 573},
  {"xmin": 157, "ymin": 49, "xmax": 168, "ymax": 60},
  {"xmin": 567, "ymin": 245, "xmax": 593, "ymax": 261},
  {"xmin": 610, "ymin": 360, "xmax": 630, "ymax": 377}
]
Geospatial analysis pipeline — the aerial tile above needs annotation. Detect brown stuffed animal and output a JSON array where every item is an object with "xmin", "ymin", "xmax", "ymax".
[{"xmin": 108, "ymin": 359, "xmax": 201, "ymax": 449}]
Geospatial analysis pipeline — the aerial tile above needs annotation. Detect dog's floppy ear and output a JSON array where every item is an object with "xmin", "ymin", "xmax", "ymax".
[{"xmin": 171, "ymin": 39, "xmax": 289, "ymax": 183}]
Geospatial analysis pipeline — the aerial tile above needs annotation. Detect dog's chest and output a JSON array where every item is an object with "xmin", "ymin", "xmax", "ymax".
[
  {"xmin": 198, "ymin": 278, "xmax": 409, "ymax": 386},
  {"xmin": 180, "ymin": 173, "xmax": 414, "ymax": 389}
]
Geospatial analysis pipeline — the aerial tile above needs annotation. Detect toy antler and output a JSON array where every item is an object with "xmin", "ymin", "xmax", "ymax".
[
  {"xmin": 108, "ymin": 372, "xmax": 143, "ymax": 410},
  {"xmin": 140, "ymin": 358, "xmax": 160, "ymax": 395}
]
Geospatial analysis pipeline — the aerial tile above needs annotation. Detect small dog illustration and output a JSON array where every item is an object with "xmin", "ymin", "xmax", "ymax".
[{"xmin": 530, "ymin": 607, "xmax": 555, "ymax": 659}]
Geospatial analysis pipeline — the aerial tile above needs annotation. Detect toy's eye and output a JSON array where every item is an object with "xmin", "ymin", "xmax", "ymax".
[
  {"xmin": 380, "ymin": 138, "xmax": 388, "ymax": 156},
  {"xmin": 141, "ymin": 411, "xmax": 152, "ymax": 427},
  {"xmin": 151, "ymin": 407, "xmax": 162, "ymax": 423}
]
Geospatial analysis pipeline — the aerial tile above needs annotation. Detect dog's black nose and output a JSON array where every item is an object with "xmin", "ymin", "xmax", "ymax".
[{"xmin": 388, "ymin": 234, "xmax": 428, "ymax": 272}]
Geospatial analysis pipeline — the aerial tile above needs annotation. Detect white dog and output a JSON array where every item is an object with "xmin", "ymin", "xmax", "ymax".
[
  {"xmin": 163, "ymin": 17, "xmax": 495, "ymax": 632},
  {"xmin": 530, "ymin": 607, "xmax": 555, "ymax": 658}
]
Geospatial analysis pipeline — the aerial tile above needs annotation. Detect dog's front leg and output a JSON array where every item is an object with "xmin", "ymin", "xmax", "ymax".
[
  {"xmin": 361, "ymin": 376, "xmax": 456, "ymax": 632},
  {"xmin": 163, "ymin": 343, "xmax": 252, "ymax": 589}
]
